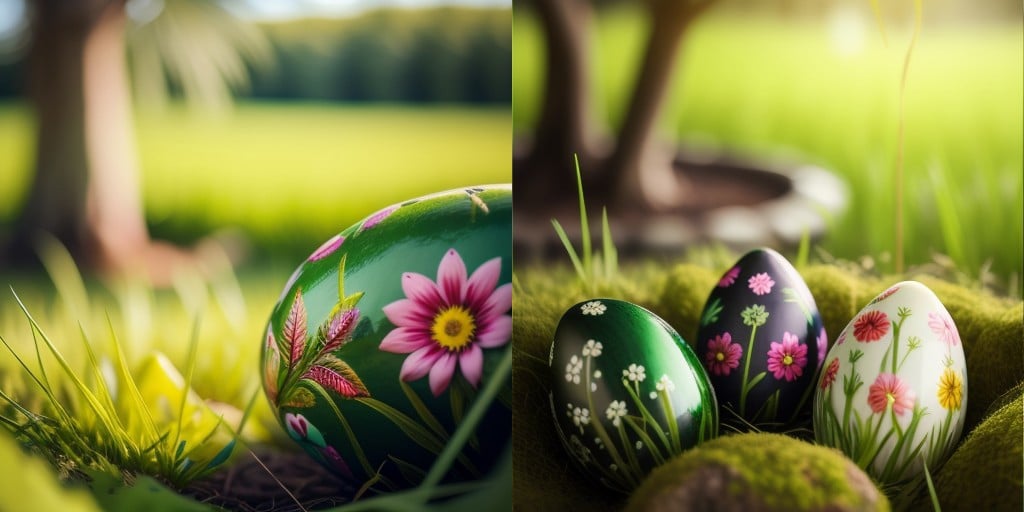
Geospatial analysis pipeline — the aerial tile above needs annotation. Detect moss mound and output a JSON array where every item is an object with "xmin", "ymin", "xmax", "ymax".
[
  {"xmin": 514, "ymin": 260, "xmax": 1022, "ymax": 510},
  {"xmin": 626, "ymin": 433, "xmax": 889, "ymax": 512},
  {"xmin": 910, "ymin": 387, "xmax": 1023, "ymax": 511}
]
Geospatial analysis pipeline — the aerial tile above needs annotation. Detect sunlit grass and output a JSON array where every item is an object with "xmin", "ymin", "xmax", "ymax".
[
  {"xmin": 0, "ymin": 240, "xmax": 280, "ymax": 489},
  {"xmin": 513, "ymin": 8, "xmax": 1023, "ymax": 294},
  {"xmin": 0, "ymin": 102, "xmax": 512, "ymax": 258},
  {"xmin": 0, "ymin": 239, "xmax": 511, "ymax": 509}
]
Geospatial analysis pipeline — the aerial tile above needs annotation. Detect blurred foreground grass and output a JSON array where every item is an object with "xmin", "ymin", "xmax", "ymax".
[
  {"xmin": 0, "ymin": 102, "xmax": 511, "ymax": 261},
  {"xmin": 514, "ymin": 9, "xmax": 1023, "ymax": 295}
]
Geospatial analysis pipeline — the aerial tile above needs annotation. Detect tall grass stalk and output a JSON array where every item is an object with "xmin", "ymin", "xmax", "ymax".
[{"xmin": 551, "ymin": 154, "xmax": 619, "ymax": 294}]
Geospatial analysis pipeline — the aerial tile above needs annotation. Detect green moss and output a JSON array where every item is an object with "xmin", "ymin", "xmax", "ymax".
[
  {"xmin": 626, "ymin": 433, "xmax": 889, "ymax": 512},
  {"xmin": 966, "ymin": 303, "xmax": 1024, "ymax": 430},
  {"xmin": 910, "ymin": 390, "xmax": 1023, "ymax": 511},
  {"xmin": 802, "ymin": 265, "xmax": 878, "ymax": 341},
  {"xmin": 658, "ymin": 264, "xmax": 718, "ymax": 348},
  {"xmin": 514, "ymin": 260, "xmax": 1022, "ymax": 510}
]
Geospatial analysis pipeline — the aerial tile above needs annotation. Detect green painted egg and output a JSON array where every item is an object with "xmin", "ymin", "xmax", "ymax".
[
  {"xmin": 261, "ymin": 185, "xmax": 511, "ymax": 491},
  {"xmin": 548, "ymin": 299, "xmax": 718, "ymax": 493}
]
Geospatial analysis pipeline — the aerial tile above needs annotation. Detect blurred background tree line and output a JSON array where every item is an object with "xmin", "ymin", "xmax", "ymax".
[{"xmin": 0, "ymin": 6, "xmax": 511, "ymax": 105}]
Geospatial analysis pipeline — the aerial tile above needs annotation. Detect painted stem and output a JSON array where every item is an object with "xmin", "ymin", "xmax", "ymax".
[
  {"xmin": 738, "ymin": 324, "xmax": 759, "ymax": 416},
  {"xmin": 658, "ymin": 390, "xmax": 680, "ymax": 453},
  {"xmin": 583, "ymin": 356, "xmax": 634, "ymax": 488}
]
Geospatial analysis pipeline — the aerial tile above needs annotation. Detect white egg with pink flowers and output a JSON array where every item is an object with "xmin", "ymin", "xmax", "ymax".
[{"xmin": 813, "ymin": 281, "xmax": 967, "ymax": 485}]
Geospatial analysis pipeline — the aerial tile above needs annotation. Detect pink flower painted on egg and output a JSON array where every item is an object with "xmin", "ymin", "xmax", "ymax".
[
  {"xmin": 308, "ymin": 234, "xmax": 344, "ymax": 262},
  {"xmin": 927, "ymin": 312, "xmax": 961, "ymax": 347},
  {"xmin": 766, "ymin": 332, "xmax": 807, "ymax": 382},
  {"xmin": 868, "ymin": 373, "xmax": 915, "ymax": 416},
  {"xmin": 704, "ymin": 332, "xmax": 742, "ymax": 377},
  {"xmin": 718, "ymin": 266, "xmax": 741, "ymax": 288},
  {"xmin": 748, "ymin": 272, "xmax": 775, "ymax": 295},
  {"xmin": 820, "ymin": 358, "xmax": 839, "ymax": 390},
  {"xmin": 362, "ymin": 206, "xmax": 397, "ymax": 230},
  {"xmin": 380, "ymin": 249, "xmax": 512, "ymax": 396},
  {"xmin": 816, "ymin": 327, "xmax": 827, "ymax": 366}
]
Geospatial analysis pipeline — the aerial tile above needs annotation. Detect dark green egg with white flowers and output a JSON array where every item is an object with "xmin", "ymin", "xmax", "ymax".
[
  {"xmin": 261, "ymin": 186, "xmax": 511, "ymax": 492},
  {"xmin": 548, "ymin": 299, "xmax": 718, "ymax": 493}
]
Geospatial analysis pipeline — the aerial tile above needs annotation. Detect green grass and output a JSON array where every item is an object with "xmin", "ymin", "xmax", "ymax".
[
  {"xmin": 513, "ymin": 8, "xmax": 1023, "ymax": 295},
  {"xmin": 0, "ymin": 102, "xmax": 512, "ymax": 259}
]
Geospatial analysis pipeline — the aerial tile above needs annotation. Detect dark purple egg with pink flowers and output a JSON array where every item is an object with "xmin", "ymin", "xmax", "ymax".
[
  {"xmin": 261, "ymin": 186, "xmax": 511, "ymax": 491},
  {"xmin": 695, "ymin": 248, "xmax": 826, "ymax": 430}
]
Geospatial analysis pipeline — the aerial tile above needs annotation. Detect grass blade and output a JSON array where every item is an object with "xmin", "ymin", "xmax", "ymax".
[
  {"xmin": 551, "ymin": 220, "xmax": 586, "ymax": 281},
  {"xmin": 574, "ymin": 154, "xmax": 592, "ymax": 278}
]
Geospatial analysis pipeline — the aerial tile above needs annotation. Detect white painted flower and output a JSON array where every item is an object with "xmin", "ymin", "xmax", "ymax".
[
  {"xmin": 582, "ymin": 339, "xmax": 603, "ymax": 357},
  {"xmin": 591, "ymin": 382, "xmax": 597, "ymax": 391},
  {"xmin": 605, "ymin": 400, "xmax": 628, "ymax": 426},
  {"xmin": 581, "ymin": 301, "xmax": 607, "ymax": 316},
  {"xmin": 565, "ymin": 355, "xmax": 582, "ymax": 384},
  {"xmin": 623, "ymin": 363, "xmax": 646, "ymax": 383},
  {"xmin": 594, "ymin": 370, "xmax": 602, "ymax": 379},
  {"xmin": 594, "ymin": 437, "xmax": 604, "ymax": 449},
  {"xmin": 572, "ymin": 407, "xmax": 591, "ymax": 429},
  {"xmin": 649, "ymin": 391, "xmax": 658, "ymax": 399},
  {"xmin": 656, "ymin": 374, "xmax": 675, "ymax": 393},
  {"xmin": 635, "ymin": 441, "xmax": 643, "ymax": 450},
  {"xmin": 610, "ymin": 464, "xmax": 618, "ymax": 471}
]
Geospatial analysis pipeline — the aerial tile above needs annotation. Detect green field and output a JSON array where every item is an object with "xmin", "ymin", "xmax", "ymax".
[
  {"xmin": 514, "ymin": 8, "xmax": 1023, "ymax": 294},
  {"xmin": 0, "ymin": 102, "xmax": 511, "ymax": 260}
]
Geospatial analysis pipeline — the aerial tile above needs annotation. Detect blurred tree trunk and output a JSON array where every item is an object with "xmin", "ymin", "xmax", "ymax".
[
  {"xmin": 606, "ymin": 0, "xmax": 715, "ymax": 211},
  {"xmin": 12, "ymin": 0, "xmax": 176, "ymax": 278},
  {"xmin": 515, "ymin": 0, "xmax": 599, "ymax": 205}
]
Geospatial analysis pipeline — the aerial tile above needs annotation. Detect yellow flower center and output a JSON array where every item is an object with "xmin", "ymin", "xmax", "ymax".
[
  {"xmin": 431, "ymin": 306, "xmax": 476, "ymax": 352},
  {"xmin": 715, "ymin": 352, "xmax": 725, "ymax": 362},
  {"xmin": 783, "ymin": 355, "xmax": 793, "ymax": 366}
]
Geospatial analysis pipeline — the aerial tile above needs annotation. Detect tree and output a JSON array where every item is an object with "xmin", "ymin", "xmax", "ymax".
[
  {"xmin": 5, "ymin": 0, "xmax": 268, "ymax": 283},
  {"xmin": 515, "ymin": 0, "xmax": 718, "ymax": 212}
]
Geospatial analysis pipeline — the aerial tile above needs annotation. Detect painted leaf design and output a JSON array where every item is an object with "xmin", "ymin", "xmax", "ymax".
[
  {"xmin": 284, "ymin": 289, "xmax": 308, "ymax": 365},
  {"xmin": 782, "ymin": 287, "xmax": 814, "ymax": 326},
  {"xmin": 320, "ymin": 308, "xmax": 360, "ymax": 354},
  {"xmin": 264, "ymin": 330, "xmax": 281, "ymax": 402},
  {"xmin": 304, "ymin": 355, "xmax": 369, "ymax": 398},
  {"xmin": 282, "ymin": 387, "xmax": 316, "ymax": 408},
  {"xmin": 701, "ymin": 297, "xmax": 723, "ymax": 327}
]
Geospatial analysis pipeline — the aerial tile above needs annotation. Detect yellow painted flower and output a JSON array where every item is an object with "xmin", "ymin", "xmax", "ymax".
[{"xmin": 936, "ymin": 367, "xmax": 962, "ymax": 411}]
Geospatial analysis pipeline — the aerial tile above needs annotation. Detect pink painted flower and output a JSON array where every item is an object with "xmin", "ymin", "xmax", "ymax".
[
  {"xmin": 308, "ymin": 234, "xmax": 344, "ymax": 262},
  {"xmin": 284, "ymin": 412, "xmax": 326, "ymax": 447},
  {"xmin": 868, "ymin": 373, "xmax": 915, "ymax": 416},
  {"xmin": 321, "ymin": 445, "xmax": 355, "ymax": 479},
  {"xmin": 816, "ymin": 327, "xmax": 827, "ymax": 366},
  {"xmin": 766, "ymin": 332, "xmax": 807, "ymax": 382},
  {"xmin": 748, "ymin": 272, "xmax": 775, "ymax": 295},
  {"xmin": 704, "ymin": 332, "xmax": 742, "ymax": 377},
  {"xmin": 853, "ymin": 310, "xmax": 889, "ymax": 342},
  {"xmin": 835, "ymin": 330, "xmax": 848, "ymax": 346},
  {"xmin": 718, "ymin": 266, "xmax": 741, "ymax": 288},
  {"xmin": 362, "ymin": 206, "xmax": 397, "ymax": 230},
  {"xmin": 380, "ymin": 249, "xmax": 511, "ymax": 396},
  {"xmin": 820, "ymin": 358, "xmax": 839, "ymax": 390},
  {"xmin": 869, "ymin": 285, "xmax": 900, "ymax": 305},
  {"xmin": 927, "ymin": 312, "xmax": 961, "ymax": 346}
]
